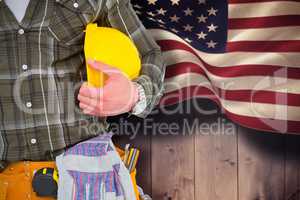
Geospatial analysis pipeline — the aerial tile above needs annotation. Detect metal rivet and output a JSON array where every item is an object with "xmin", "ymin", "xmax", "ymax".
[
  {"xmin": 18, "ymin": 29, "xmax": 24, "ymax": 35},
  {"xmin": 22, "ymin": 64, "xmax": 28, "ymax": 70},
  {"xmin": 73, "ymin": 2, "xmax": 79, "ymax": 8},
  {"xmin": 26, "ymin": 102, "xmax": 32, "ymax": 108},
  {"xmin": 31, "ymin": 138, "xmax": 37, "ymax": 144}
]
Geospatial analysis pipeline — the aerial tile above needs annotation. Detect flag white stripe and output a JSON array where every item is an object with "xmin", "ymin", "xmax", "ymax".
[
  {"xmin": 198, "ymin": 51, "xmax": 300, "ymax": 68},
  {"xmin": 228, "ymin": 1, "xmax": 300, "ymax": 18},
  {"xmin": 222, "ymin": 99, "xmax": 300, "ymax": 121},
  {"xmin": 149, "ymin": 29, "xmax": 300, "ymax": 67},
  {"xmin": 164, "ymin": 72, "xmax": 300, "ymax": 94},
  {"xmin": 228, "ymin": 26, "xmax": 300, "ymax": 41}
]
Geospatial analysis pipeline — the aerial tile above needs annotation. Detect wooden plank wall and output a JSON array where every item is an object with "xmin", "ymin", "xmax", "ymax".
[{"xmin": 111, "ymin": 99, "xmax": 300, "ymax": 200}]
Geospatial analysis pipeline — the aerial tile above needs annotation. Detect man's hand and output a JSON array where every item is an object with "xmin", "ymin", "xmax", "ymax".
[{"xmin": 77, "ymin": 59, "xmax": 139, "ymax": 117}]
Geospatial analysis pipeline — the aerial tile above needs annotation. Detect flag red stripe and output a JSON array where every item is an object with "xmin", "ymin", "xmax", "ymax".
[
  {"xmin": 166, "ymin": 63, "xmax": 300, "ymax": 106},
  {"xmin": 226, "ymin": 110, "xmax": 300, "ymax": 134},
  {"xmin": 159, "ymin": 86, "xmax": 217, "ymax": 106},
  {"xmin": 227, "ymin": 41, "xmax": 300, "ymax": 52},
  {"xmin": 161, "ymin": 87, "xmax": 300, "ymax": 133},
  {"xmin": 158, "ymin": 40, "xmax": 300, "ymax": 79},
  {"xmin": 229, "ymin": 0, "xmax": 300, "ymax": 4},
  {"xmin": 228, "ymin": 15, "xmax": 300, "ymax": 29},
  {"xmin": 218, "ymin": 88, "xmax": 300, "ymax": 106},
  {"xmin": 163, "ymin": 79, "xmax": 300, "ymax": 106},
  {"xmin": 166, "ymin": 62, "xmax": 300, "ymax": 79},
  {"xmin": 166, "ymin": 63, "xmax": 207, "ymax": 78}
]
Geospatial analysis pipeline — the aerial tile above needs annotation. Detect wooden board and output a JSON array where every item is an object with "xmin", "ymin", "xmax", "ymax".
[
  {"xmin": 285, "ymin": 135, "xmax": 300, "ymax": 200},
  {"xmin": 237, "ymin": 127, "xmax": 285, "ymax": 200},
  {"xmin": 152, "ymin": 134, "xmax": 195, "ymax": 200},
  {"xmin": 110, "ymin": 99, "xmax": 300, "ymax": 200},
  {"xmin": 195, "ymin": 116, "xmax": 238, "ymax": 200},
  {"xmin": 150, "ymin": 104, "xmax": 196, "ymax": 200}
]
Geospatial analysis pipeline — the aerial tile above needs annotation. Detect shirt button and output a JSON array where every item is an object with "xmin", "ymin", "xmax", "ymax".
[
  {"xmin": 73, "ymin": 2, "xmax": 79, "ymax": 8},
  {"xmin": 18, "ymin": 28, "xmax": 24, "ymax": 35},
  {"xmin": 22, "ymin": 64, "xmax": 28, "ymax": 70},
  {"xmin": 31, "ymin": 138, "xmax": 37, "ymax": 144},
  {"xmin": 26, "ymin": 102, "xmax": 32, "ymax": 108}
]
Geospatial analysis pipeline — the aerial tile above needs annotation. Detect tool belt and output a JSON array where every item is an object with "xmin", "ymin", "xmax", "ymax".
[
  {"xmin": 0, "ymin": 147, "xmax": 145, "ymax": 200},
  {"xmin": 0, "ymin": 161, "xmax": 56, "ymax": 200}
]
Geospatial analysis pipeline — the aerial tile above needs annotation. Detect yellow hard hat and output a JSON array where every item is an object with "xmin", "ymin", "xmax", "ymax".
[{"xmin": 84, "ymin": 23, "xmax": 141, "ymax": 87}]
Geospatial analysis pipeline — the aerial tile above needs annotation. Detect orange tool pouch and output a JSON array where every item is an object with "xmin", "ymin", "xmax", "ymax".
[{"xmin": 0, "ymin": 148, "xmax": 140, "ymax": 200}]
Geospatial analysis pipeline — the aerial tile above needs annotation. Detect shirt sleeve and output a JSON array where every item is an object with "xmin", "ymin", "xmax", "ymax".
[{"xmin": 102, "ymin": 0, "xmax": 166, "ymax": 118}]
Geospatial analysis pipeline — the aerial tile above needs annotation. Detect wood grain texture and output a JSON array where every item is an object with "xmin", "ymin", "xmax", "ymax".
[
  {"xmin": 110, "ymin": 100, "xmax": 300, "ymax": 200},
  {"xmin": 152, "ymin": 134, "xmax": 195, "ymax": 200},
  {"xmin": 285, "ymin": 135, "xmax": 300, "ymax": 200},
  {"xmin": 195, "ymin": 116, "xmax": 238, "ymax": 200},
  {"xmin": 150, "ymin": 105, "xmax": 196, "ymax": 200},
  {"xmin": 237, "ymin": 127, "xmax": 285, "ymax": 200}
]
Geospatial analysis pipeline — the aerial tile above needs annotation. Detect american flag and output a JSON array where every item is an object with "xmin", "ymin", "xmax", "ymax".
[{"xmin": 132, "ymin": 0, "xmax": 300, "ymax": 134}]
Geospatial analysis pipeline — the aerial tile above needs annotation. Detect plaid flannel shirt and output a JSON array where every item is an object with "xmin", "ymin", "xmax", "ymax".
[{"xmin": 0, "ymin": 0, "xmax": 165, "ymax": 166}]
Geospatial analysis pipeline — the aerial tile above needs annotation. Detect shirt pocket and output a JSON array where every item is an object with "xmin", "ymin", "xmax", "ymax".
[{"xmin": 47, "ymin": 2, "xmax": 93, "ymax": 46}]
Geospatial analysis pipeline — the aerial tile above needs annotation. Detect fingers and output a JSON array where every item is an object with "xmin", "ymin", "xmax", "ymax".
[
  {"xmin": 79, "ymin": 98, "xmax": 130, "ymax": 117},
  {"xmin": 79, "ymin": 82, "xmax": 103, "ymax": 98},
  {"xmin": 87, "ymin": 59, "xmax": 121, "ymax": 76},
  {"xmin": 80, "ymin": 102, "xmax": 106, "ymax": 117},
  {"xmin": 79, "ymin": 102, "xmax": 94, "ymax": 110},
  {"xmin": 82, "ymin": 109, "xmax": 100, "ymax": 116},
  {"xmin": 78, "ymin": 82, "xmax": 105, "ymax": 116},
  {"xmin": 78, "ymin": 95, "xmax": 101, "ymax": 108},
  {"xmin": 80, "ymin": 102, "xmax": 99, "ymax": 115}
]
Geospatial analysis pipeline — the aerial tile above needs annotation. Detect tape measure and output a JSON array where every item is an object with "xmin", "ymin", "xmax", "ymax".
[{"xmin": 32, "ymin": 168, "xmax": 58, "ymax": 197}]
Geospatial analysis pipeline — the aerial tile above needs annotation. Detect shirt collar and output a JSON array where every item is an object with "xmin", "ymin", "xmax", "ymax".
[{"xmin": 0, "ymin": 0, "xmax": 52, "ymax": 29}]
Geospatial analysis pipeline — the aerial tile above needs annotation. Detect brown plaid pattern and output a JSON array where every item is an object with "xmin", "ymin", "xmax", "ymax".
[{"xmin": 0, "ymin": 0, "xmax": 165, "ymax": 164}]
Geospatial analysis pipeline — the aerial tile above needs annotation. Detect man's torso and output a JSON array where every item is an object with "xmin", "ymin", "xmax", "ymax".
[{"xmin": 0, "ymin": 0, "xmax": 109, "ymax": 161}]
